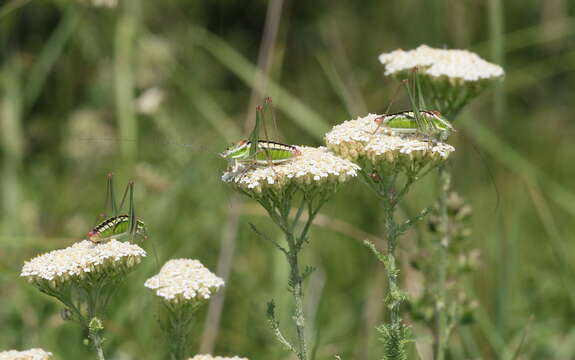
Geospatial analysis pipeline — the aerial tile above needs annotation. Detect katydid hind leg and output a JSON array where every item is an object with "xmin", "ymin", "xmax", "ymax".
[
  {"xmin": 127, "ymin": 180, "xmax": 137, "ymax": 242},
  {"xmin": 105, "ymin": 173, "xmax": 119, "ymax": 218}
]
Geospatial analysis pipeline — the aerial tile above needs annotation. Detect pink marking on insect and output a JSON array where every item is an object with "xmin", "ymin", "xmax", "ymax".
[
  {"xmin": 292, "ymin": 147, "xmax": 302, "ymax": 157},
  {"xmin": 87, "ymin": 230, "xmax": 100, "ymax": 242},
  {"xmin": 374, "ymin": 115, "xmax": 387, "ymax": 124}
]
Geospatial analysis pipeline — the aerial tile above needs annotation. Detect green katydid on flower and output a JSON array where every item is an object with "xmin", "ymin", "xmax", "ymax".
[
  {"xmin": 220, "ymin": 99, "xmax": 303, "ymax": 183},
  {"xmin": 220, "ymin": 99, "xmax": 359, "ymax": 360},
  {"xmin": 373, "ymin": 110, "xmax": 453, "ymax": 138},
  {"xmin": 220, "ymin": 139, "xmax": 301, "ymax": 166},
  {"xmin": 87, "ymin": 174, "xmax": 148, "ymax": 244}
]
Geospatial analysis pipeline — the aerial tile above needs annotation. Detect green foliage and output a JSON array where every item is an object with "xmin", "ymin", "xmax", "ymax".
[{"xmin": 376, "ymin": 322, "xmax": 410, "ymax": 360}]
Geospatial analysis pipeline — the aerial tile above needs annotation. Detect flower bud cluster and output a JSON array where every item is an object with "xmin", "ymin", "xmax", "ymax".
[
  {"xmin": 0, "ymin": 348, "xmax": 52, "ymax": 360},
  {"xmin": 325, "ymin": 113, "xmax": 454, "ymax": 172},
  {"xmin": 378, "ymin": 45, "xmax": 504, "ymax": 84},
  {"xmin": 222, "ymin": 146, "xmax": 359, "ymax": 196},
  {"xmin": 21, "ymin": 240, "xmax": 146, "ymax": 289},
  {"xmin": 145, "ymin": 259, "xmax": 224, "ymax": 306}
]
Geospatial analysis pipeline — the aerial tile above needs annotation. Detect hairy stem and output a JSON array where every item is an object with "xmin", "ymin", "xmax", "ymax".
[
  {"xmin": 90, "ymin": 333, "xmax": 106, "ymax": 360},
  {"xmin": 384, "ymin": 198, "xmax": 400, "ymax": 325},
  {"xmin": 167, "ymin": 308, "xmax": 194, "ymax": 360},
  {"xmin": 88, "ymin": 329, "xmax": 106, "ymax": 360},
  {"xmin": 287, "ymin": 242, "xmax": 308, "ymax": 360}
]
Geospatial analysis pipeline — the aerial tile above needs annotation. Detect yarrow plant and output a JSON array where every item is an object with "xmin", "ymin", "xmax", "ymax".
[
  {"xmin": 145, "ymin": 259, "xmax": 224, "ymax": 360},
  {"xmin": 326, "ymin": 112, "xmax": 454, "ymax": 360},
  {"xmin": 409, "ymin": 192, "xmax": 479, "ymax": 335},
  {"xmin": 0, "ymin": 348, "xmax": 53, "ymax": 360},
  {"xmin": 222, "ymin": 145, "xmax": 359, "ymax": 360},
  {"xmin": 379, "ymin": 45, "xmax": 504, "ymax": 119},
  {"xmin": 379, "ymin": 45, "xmax": 504, "ymax": 360},
  {"xmin": 21, "ymin": 240, "xmax": 146, "ymax": 360}
]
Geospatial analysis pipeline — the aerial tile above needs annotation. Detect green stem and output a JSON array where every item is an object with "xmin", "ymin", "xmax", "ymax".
[
  {"xmin": 89, "ymin": 331, "xmax": 106, "ymax": 360},
  {"xmin": 435, "ymin": 164, "xmax": 451, "ymax": 360},
  {"xmin": 384, "ymin": 198, "xmax": 401, "ymax": 325},
  {"xmin": 166, "ymin": 307, "xmax": 194, "ymax": 360},
  {"xmin": 287, "ymin": 241, "xmax": 307, "ymax": 360}
]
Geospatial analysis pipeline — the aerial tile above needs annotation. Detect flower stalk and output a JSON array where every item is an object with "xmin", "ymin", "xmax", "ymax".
[
  {"xmin": 21, "ymin": 240, "xmax": 146, "ymax": 360},
  {"xmin": 222, "ymin": 145, "xmax": 358, "ymax": 360},
  {"xmin": 257, "ymin": 188, "xmax": 330, "ymax": 360},
  {"xmin": 325, "ymin": 112, "xmax": 454, "ymax": 360},
  {"xmin": 362, "ymin": 167, "xmax": 424, "ymax": 360},
  {"xmin": 145, "ymin": 258, "xmax": 224, "ymax": 360}
]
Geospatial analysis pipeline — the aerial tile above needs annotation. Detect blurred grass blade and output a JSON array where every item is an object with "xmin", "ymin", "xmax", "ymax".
[
  {"xmin": 474, "ymin": 17, "xmax": 575, "ymax": 54},
  {"xmin": 460, "ymin": 119, "xmax": 575, "ymax": 217},
  {"xmin": 509, "ymin": 315, "xmax": 533, "ymax": 360},
  {"xmin": 488, "ymin": 0, "xmax": 505, "ymax": 120},
  {"xmin": 506, "ymin": 50, "xmax": 575, "ymax": 92},
  {"xmin": 173, "ymin": 76, "xmax": 240, "ymax": 143},
  {"xmin": 115, "ymin": 0, "xmax": 139, "ymax": 162},
  {"xmin": 1, "ymin": 60, "xmax": 24, "ymax": 240},
  {"xmin": 0, "ymin": 0, "xmax": 31, "ymax": 19},
  {"xmin": 191, "ymin": 26, "xmax": 330, "ymax": 139},
  {"xmin": 315, "ymin": 52, "xmax": 356, "ymax": 118},
  {"xmin": 25, "ymin": 5, "xmax": 82, "ymax": 109}
]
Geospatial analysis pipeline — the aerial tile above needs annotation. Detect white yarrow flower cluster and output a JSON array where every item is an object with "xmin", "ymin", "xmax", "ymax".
[
  {"xmin": 326, "ymin": 113, "xmax": 454, "ymax": 168},
  {"xmin": 145, "ymin": 259, "xmax": 224, "ymax": 305},
  {"xmin": 222, "ymin": 146, "xmax": 359, "ymax": 194},
  {"xmin": 21, "ymin": 240, "xmax": 146, "ymax": 286},
  {"xmin": 379, "ymin": 45, "xmax": 504, "ymax": 83},
  {"xmin": 83, "ymin": 0, "xmax": 117, "ymax": 7},
  {"xmin": 0, "ymin": 348, "xmax": 52, "ymax": 360},
  {"xmin": 188, "ymin": 356, "xmax": 248, "ymax": 360}
]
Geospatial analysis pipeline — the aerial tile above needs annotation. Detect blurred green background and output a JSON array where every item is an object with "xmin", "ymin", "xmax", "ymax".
[{"xmin": 1, "ymin": 0, "xmax": 575, "ymax": 359}]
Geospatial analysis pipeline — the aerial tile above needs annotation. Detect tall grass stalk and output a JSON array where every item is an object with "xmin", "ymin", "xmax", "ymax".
[
  {"xmin": 115, "ymin": 0, "xmax": 139, "ymax": 162},
  {"xmin": 201, "ymin": 0, "xmax": 284, "ymax": 352},
  {"xmin": 488, "ymin": 0, "xmax": 505, "ymax": 122},
  {"xmin": 192, "ymin": 27, "xmax": 330, "ymax": 139},
  {"xmin": 1, "ymin": 60, "xmax": 23, "ymax": 240}
]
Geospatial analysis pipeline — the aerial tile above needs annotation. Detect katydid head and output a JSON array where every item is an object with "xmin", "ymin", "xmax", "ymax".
[{"xmin": 219, "ymin": 139, "xmax": 250, "ymax": 161}]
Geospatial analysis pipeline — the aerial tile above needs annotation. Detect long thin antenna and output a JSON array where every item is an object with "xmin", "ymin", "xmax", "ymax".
[{"xmin": 372, "ymin": 80, "xmax": 406, "ymax": 135}]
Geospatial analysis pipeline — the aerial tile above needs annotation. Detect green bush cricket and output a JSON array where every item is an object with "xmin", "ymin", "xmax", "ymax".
[
  {"xmin": 373, "ymin": 109, "xmax": 454, "ymax": 139},
  {"xmin": 88, "ymin": 174, "xmax": 148, "ymax": 244},
  {"xmin": 220, "ymin": 98, "xmax": 301, "ymax": 180},
  {"xmin": 373, "ymin": 71, "xmax": 454, "ymax": 140}
]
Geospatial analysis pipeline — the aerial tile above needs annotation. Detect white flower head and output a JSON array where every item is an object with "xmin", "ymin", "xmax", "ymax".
[
  {"xmin": 325, "ymin": 113, "xmax": 454, "ymax": 169},
  {"xmin": 188, "ymin": 356, "xmax": 248, "ymax": 360},
  {"xmin": 21, "ymin": 240, "xmax": 146, "ymax": 288},
  {"xmin": 145, "ymin": 259, "xmax": 224, "ymax": 305},
  {"xmin": 82, "ymin": 0, "xmax": 117, "ymax": 7},
  {"xmin": 222, "ymin": 146, "xmax": 360, "ymax": 195},
  {"xmin": 0, "ymin": 348, "xmax": 52, "ymax": 360},
  {"xmin": 379, "ymin": 45, "xmax": 504, "ymax": 84}
]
